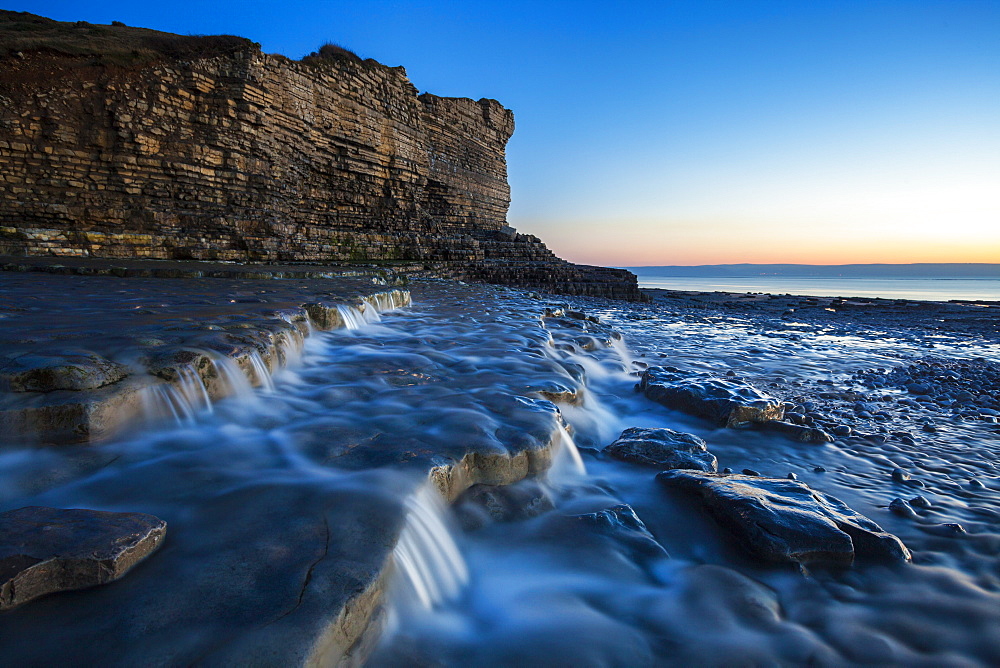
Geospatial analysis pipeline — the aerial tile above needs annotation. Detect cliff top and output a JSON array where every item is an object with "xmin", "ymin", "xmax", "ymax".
[
  {"xmin": 0, "ymin": 10, "xmax": 257, "ymax": 65},
  {"xmin": 0, "ymin": 10, "xmax": 394, "ymax": 73}
]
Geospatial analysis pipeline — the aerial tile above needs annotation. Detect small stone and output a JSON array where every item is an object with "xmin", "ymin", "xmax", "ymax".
[
  {"xmin": 889, "ymin": 498, "xmax": 917, "ymax": 518},
  {"xmin": 723, "ymin": 467, "xmax": 733, "ymax": 474},
  {"xmin": 909, "ymin": 496, "xmax": 931, "ymax": 509},
  {"xmin": 892, "ymin": 468, "xmax": 911, "ymax": 483},
  {"xmin": 742, "ymin": 468, "xmax": 762, "ymax": 476},
  {"xmin": 814, "ymin": 466, "xmax": 827, "ymax": 473},
  {"xmin": 832, "ymin": 425, "xmax": 852, "ymax": 437},
  {"xmin": 787, "ymin": 472, "xmax": 797, "ymax": 480},
  {"xmin": 926, "ymin": 523, "xmax": 966, "ymax": 537}
]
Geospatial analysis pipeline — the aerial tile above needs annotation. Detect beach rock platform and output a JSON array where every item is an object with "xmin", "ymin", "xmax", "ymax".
[
  {"xmin": 0, "ymin": 506, "xmax": 166, "ymax": 610},
  {"xmin": 605, "ymin": 426, "xmax": 718, "ymax": 471},
  {"xmin": 638, "ymin": 366, "xmax": 785, "ymax": 426},
  {"xmin": 0, "ymin": 260, "xmax": 411, "ymax": 444},
  {"xmin": 0, "ymin": 278, "xmax": 618, "ymax": 665},
  {"xmin": 657, "ymin": 471, "xmax": 912, "ymax": 566}
]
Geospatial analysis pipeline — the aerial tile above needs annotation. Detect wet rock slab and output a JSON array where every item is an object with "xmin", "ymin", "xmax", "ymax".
[
  {"xmin": 639, "ymin": 366, "xmax": 784, "ymax": 426},
  {"xmin": 657, "ymin": 471, "xmax": 911, "ymax": 566},
  {"xmin": 0, "ymin": 506, "xmax": 166, "ymax": 610},
  {"xmin": 605, "ymin": 426, "xmax": 718, "ymax": 471}
]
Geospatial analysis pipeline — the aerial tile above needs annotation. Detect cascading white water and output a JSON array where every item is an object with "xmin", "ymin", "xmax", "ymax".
[
  {"xmin": 246, "ymin": 350, "xmax": 275, "ymax": 392},
  {"xmin": 140, "ymin": 364, "xmax": 212, "ymax": 426},
  {"xmin": 392, "ymin": 485, "xmax": 469, "ymax": 610},
  {"xmin": 337, "ymin": 304, "xmax": 368, "ymax": 330},
  {"xmin": 361, "ymin": 302, "xmax": 383, "ymax": 324},
  {"xmin": 548, "ymin": 424, "xmax": 587, "ymax": 482},
  {"xmin": 206, "ymin": 350, "xmax": 256, "ymax": 398}
]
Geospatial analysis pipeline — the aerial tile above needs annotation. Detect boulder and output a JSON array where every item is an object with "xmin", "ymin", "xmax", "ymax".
[
  {"xmin": 657, "ymin": 471, "xmax": 910, "ymax": 566},
  {"xmin": 604, "ymin": 427, "xmax": 718, "ymax": 472},
  {"xmin": 638, "ymin": 367, "xmax": 784, "ymax": 426},
  {"xmin": 0, "ymin": 506, "xmax": 167, "ymax": 610}
]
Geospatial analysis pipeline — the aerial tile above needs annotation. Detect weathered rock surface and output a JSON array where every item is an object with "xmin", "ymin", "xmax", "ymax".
[
  {"xmin": 0, "ymin": 352, "xmax": 129, "ymax": 392},
  {"xmin": 657, "ymin": 471, "xmax": 911, "ymax": 566},
  {"xmin": 0, "ymin": 506, "xmax": 166, "ymax": 610},
  {"xmin": 0, "ymin": 13, "xmax": 642, "ymax": 300},
  {"xmin": 605, "ymin": 426, "xmax": 718, "ymax": 472},
  {"xmin": 639, "ymin": 366, "xmax": 785, "ymax": 426}
]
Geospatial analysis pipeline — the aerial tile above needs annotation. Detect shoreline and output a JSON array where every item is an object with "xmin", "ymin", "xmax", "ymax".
[{"xmin": 1, "ymin": 270, "xmax": 998, "ymax": 664}]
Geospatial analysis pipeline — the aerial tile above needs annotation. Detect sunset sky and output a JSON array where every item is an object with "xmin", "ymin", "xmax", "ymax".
[{"xmin": 12, "ymin": 0, "xmax": 999, "ymax": 266}]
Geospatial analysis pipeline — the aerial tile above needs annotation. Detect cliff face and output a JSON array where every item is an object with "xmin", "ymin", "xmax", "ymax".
[{"xmin": 0, "ymin": 18, "xmax": 641, "ymax": 299}]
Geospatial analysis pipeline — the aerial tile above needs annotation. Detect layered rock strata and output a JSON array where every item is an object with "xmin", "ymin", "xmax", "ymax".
[{"xmin": 0, "ymin": 13, "xmax": 642, "ymax": 299}]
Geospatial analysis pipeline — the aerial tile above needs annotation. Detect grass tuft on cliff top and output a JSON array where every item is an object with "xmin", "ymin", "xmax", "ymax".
[{"xmin": 0, "ymin": 10, "xmax": 257, "ymax": 65}]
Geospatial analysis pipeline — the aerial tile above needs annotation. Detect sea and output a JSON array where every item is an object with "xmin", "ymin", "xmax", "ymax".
[{"xmin": 634, "ymin": 276, "xmax": 1000, "ymax": 302}]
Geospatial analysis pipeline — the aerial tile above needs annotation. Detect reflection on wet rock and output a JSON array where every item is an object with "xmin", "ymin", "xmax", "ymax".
[
  {"xmin": 658, "ymin": 471, "xmax": 912, "ymax": 566},
  {"xmin": 639, "ymin": 366, "xmax": 785, "ymax": 426},
  {"xmin": 0, "ymin": 506, "xmax": 166, "ymax": 610},
  {"xmin": 605, "ymin": 426, "xmax": 718, "ymax": 471}
]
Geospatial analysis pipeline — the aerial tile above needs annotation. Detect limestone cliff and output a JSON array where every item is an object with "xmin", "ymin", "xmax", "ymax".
[{"xmin": 0, "ymin": 12, "xmax": 642, "ymax": 299}]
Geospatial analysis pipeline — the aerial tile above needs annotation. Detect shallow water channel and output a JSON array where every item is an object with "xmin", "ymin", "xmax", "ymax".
[{"xmin": 1, "ymin": 279, "xmax": 998, "ymax": 665}]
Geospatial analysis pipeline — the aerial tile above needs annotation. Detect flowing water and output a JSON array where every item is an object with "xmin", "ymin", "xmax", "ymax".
[{"xmin": 1, "ymin": 279, "xmax": 998, "ymax": 665}]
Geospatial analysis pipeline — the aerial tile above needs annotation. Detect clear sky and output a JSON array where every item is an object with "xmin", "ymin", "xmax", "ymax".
[{"xmin": 10, "ymin": 1, "xmax": 999, "ymax": 266}]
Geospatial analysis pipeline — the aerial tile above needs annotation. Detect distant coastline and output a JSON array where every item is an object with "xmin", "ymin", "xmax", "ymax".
[{"xmin": 622, "ymin": 263, "xmax": 1000, "ymax": 279}]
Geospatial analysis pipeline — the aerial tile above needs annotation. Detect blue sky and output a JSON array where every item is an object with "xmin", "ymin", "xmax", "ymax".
[{"xmin": 10, "ymin": 1, "xmax": 1000, "ymax": 265}]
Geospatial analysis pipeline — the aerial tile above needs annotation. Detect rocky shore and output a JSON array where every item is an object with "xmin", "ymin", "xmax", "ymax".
[{"xmin": 1, "ymin": 274, "xmax": 998, "ymax": 665}]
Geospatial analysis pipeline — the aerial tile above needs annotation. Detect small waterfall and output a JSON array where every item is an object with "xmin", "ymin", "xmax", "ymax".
[
  {"xmin": 246, "ymin": 350, "xmax": 275, "ymax": 392},
  {"xmin": 207, "ymin": 351, "xmax": 255, "ymax": 398},
  {"xmin": 392, "ymin": 486, "xmax": 469, "ymax": 609},
  {"xmin": 609, "ymin": 335, "xmax": 636, "ymax": 372},
  {"xmin": 337, "ymin": 304, "xmax": 368, "ymax": 330},
  {"xmin": 549, "ymin": 424, "xmax": 587, "ymax": 482},
  {"xmin": 141, "ymin": 365, "xmax": 212, "ymax": 426},
  {"xmin": 361, "ymin": 302, "xmax": 383, "ymax": 325}
]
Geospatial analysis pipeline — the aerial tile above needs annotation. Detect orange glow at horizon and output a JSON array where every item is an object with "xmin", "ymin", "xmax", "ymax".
[{"xmin": 529, "ymin": 215, "xmax": 1000, "ymax": 267}]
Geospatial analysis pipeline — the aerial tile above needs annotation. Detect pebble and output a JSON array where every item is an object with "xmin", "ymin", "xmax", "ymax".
[
  {"xmin": 910, "ymin": 495, "xmax": 932, "ymax": 509},
  {"xmin": 722, "ymin": 467, "xmax": 733, "ymax": 474},
  {"xmin": 787, "ymin": 472, "xmax": 797, "ymax": 480},
  {"xmin": 814, "ymin": 466, "xmax": 827, "ymax": 473},
  {"xmin": 889, "ymin": 498, "xmax": 917, "ymax": 518},
  {"xmin": 892, "ymin": 468, "xmax": 911, "ymax": 483},
  {"xmin": 742, "ymin": 468, "xmax": 761, "ymax": 476}
]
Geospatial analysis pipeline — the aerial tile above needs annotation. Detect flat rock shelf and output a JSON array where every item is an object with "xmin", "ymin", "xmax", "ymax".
[{"xmin": 0, "ymin": 274, "xmax": 603, "ymax": 664}]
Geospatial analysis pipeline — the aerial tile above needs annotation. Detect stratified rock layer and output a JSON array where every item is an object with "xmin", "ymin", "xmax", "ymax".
[
  {"xmin": 0, "ymin": 506, "xmax": 166, "ymax": 610},
  {"xmin": 0, "ymin": 13, "xmax": 642, "ymax": 299},
  {"xmin": 657, "ymin": 471, "xmax": 911, "ymax": 566}
]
